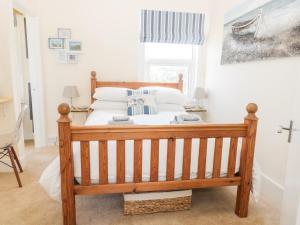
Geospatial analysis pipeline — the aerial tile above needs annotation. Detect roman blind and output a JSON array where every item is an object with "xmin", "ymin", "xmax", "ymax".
[{"xmin": 140, "ymin": 9, "xmax": 205, "ymax": 45}]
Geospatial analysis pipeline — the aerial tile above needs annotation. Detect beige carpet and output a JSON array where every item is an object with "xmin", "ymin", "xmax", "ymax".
[{"xmin": 0, "ymin": 146, "xmax": 279, "ymax": 225}]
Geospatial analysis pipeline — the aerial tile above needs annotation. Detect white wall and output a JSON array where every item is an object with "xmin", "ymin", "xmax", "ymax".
[
  {"xmin": 0, "ymin": 0, "xmax": 17, "ymax": 135},
  {"xmin": 27, "ymin": 0, "xmax": 212, "ymax": 140},
  {"xmin": 205, "ymin": 0, "xmax": 300, "ymax": 207}
]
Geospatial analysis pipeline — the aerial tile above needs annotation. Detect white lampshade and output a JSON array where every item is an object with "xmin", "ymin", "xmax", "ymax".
[
  {"xmin": 63, "ymin": 86, "xmax": 79, "ymax": 98},
  {"xmin": 193, "ymin": 87, "xmax": 205, "ymax": 100}
]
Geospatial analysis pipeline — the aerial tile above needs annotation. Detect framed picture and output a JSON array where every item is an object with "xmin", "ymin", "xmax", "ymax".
[
  {"xmin": 58, "ymin": 28, "xmax": 72, "ymax": 39},
  {"xmin": 67, "ymin": 53, "xmax": 78, "ymax": 64},
  {"xmin": 221, "ymin": 0, "xmax": 300, "ymax": 64},
  {"xmin": 48, "ymin": 38, "xmax": 64, "ymax": 49},
  {"xmin": 69, "ymin": 40, "xmax": 82, "ymax": 52}
]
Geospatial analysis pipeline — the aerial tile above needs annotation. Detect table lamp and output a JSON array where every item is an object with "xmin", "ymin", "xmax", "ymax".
[
  {"xmin": 193, "ymin": 87, "xmax": 205, "ymax": 107},
  {"xmin": 63, "ymin": 86, "xmax": 79, "ymax": 108}
]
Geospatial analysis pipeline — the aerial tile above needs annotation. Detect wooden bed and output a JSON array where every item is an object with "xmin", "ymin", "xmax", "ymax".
[{"xmin": 57, "ymin": 71, "xmax": 258, "ymax": 225}]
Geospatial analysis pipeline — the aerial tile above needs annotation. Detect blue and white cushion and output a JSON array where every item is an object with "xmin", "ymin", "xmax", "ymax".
[{"xmin": 127, "ymin": 89, "xmax": 157, "ymax": 116}]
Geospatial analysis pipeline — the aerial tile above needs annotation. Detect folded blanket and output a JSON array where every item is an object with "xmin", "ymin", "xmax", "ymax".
[
  {"xmin": 170, "ymin": 120, "xmax": 202, "ymax": 125},
  {"xmin": 171, "ymin": 114, "xmax": 202, "ymax": 124},
  {"xmin": 112, "ymin": 115, "xmax": 130, "ymax": 121},
  {"xmin": 175, "ymin": 114, "xmax": 200, "ymax": 121},
  {"xmin": 108, "ymin": 120, "xmax": 134, "ymax": 125}
]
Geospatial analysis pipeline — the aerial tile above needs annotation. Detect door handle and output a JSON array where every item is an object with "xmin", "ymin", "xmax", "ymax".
[{"xmin": 277, "ymin": 120, "xmax": 298, "ymax": 143}]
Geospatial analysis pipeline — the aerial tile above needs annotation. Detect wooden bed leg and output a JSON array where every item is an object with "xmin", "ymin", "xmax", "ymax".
[
  {"xmin": 235, "ymin": 103, "xmax": 258, "ymax": 217},
  {"xmin": 58, "ymin": 104, "xmax": 76, "ymax": 225}
]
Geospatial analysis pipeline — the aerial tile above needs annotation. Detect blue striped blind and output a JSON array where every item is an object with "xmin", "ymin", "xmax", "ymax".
[{"xmin": 140, "ymin": 9, "xmax": 205, "ymax": 45}]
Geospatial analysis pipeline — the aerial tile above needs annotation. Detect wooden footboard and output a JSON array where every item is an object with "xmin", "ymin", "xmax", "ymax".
[{"xmin": 57, "ymin": 103, "xmax": 258, "ymax": 225}]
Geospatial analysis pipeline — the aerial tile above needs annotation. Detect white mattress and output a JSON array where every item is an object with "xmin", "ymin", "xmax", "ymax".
[{"xmin": 39, "ymin": 108, "xmax": 261, "ymax": 202}]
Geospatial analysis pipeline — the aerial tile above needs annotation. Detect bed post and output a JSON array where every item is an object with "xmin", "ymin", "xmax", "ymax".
[
  {"xmin": 91, "ymin": 71, "xmax": 97, "ymax": 103},
  {"xmin": 178, "ymin": 74, "xmax": 183, "ymax": 92},
  {"xmin": 235, "ymin": 103, "xmax": 258, "ymax": 217},
  {"xmin": 57, "ymin": 103, "xmax": 76, "ymax": 225}
]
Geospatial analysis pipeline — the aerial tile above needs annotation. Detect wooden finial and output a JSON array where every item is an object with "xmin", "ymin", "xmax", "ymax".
[
  {"xmin": 91, "ymin": 71, "xmax": 96, "ymax": 79},
  {"xmin": 245, "ymin": 103, "xmax": 258, "ymax": 120},
  {"xmin": 57, "ymin": 103, "xmax": 71, "ymax": 123}
]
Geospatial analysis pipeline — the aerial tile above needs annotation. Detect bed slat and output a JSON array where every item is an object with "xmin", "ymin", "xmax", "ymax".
[
  {"xmin": 117, "ymin": 140, "xmax": 125, "ymax": 184},
  {"xmin": 198, "ymin": 138, "xmax": 208, "ymax": 179},
  {"xmin": 212, "ymin": 138, "xmax": 223, "ymax": 178},
  {"xmin": 134, "ymin": 140, "xmax": 143, "ymax": 183},
  {"xmin": 99, "ymin": 141, "xmax": 108, "ymax": 184},
  {"xmin": 182, "ymin": 138, "xmax": 192, "ymax": 180},
  {"xmin": 227, "ymin": 138, "xmax": 238, "ymax": 178},
  {"xmin": 166, "ymin": 138, "xmax": 176, "ymax": 181},
  {"xmin": 150, "ymin": 139, "xmax": 159, "ymax": 182},
  {"xmin": 80, "ymin": 141, "xmax": 90, "ymax": 185}
]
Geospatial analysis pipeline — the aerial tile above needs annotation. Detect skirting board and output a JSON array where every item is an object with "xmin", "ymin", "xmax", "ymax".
[
  {"xmin": 47, "ymin": 135, "xmax": 58, "ymax": 146},
  {"xmin": 260, "ymin": 172, "xmax": 284, "ymax": 209},
  {"xmin": 24, "ymin": 133, "xmax": 34, "ymax": 140}
]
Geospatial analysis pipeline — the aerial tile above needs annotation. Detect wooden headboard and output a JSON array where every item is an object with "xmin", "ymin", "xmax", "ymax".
[{"xmin": 90, "ymin": 71, "xmax": 183, "ymax": 103}]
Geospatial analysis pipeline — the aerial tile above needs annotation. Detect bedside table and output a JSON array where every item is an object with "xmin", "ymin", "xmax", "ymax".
[
  {"xmin": 184, "ymin": 106, "xmax": 207, "ymax": 113},
  {"xmin": 71, "ymin": 108, "xmax": 89, "ymax": 113},
  {"xmin": 70, "ymin": 107, "xmax": 89, "ymax": 125},
  {"xmin": 185, "ymin": 106, "xmax": 207, "ymax": 121}
]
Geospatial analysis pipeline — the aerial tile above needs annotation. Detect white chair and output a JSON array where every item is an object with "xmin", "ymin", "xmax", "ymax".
[{"xmin": 0, "ymin": 105, "xmax": 27, "ymax": 187}]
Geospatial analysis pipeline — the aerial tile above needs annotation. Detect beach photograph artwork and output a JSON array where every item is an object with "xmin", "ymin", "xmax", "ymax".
[{"xmin": 221, "ymin": 0, "xmax": 300, "ymax": 64}]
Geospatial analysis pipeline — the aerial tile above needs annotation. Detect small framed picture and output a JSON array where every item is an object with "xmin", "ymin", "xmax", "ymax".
[
  {"xmin": 67, "ymin": 53, "xmax": 78, "ymax": 64},
  {"xmin": 58, "ymin": 28, "xmax": 71, "ymax": 39},
  {"xmin": 69, "ymin": 40, "xmax": 82, "ymax": 52},
  {"xmin": 48, "ymin": 38, "xmax": 64, "ymax": 49}
]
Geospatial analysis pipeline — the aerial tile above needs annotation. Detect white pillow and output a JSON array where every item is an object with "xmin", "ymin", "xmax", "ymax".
[
  {"xmin": 90, "ymin": 100, "xmax": 127, "ymax": 111},
  {"xmin": 139, "ymin": 86, "xmax": 185, "ymax": 105},
  {"xmin": 93, "ymin": 87, "xmax": 128, "ymax": 102}
]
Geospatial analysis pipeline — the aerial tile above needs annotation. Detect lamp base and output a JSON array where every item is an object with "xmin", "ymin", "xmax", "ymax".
[{"xmin": 70, "ymin": 97, "xmax": 75, "ymax": 109}]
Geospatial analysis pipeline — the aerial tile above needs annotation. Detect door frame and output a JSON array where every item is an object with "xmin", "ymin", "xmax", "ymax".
[{"xmin": 12, "ymin": 0, "xmax": 47, "ymax": 147}]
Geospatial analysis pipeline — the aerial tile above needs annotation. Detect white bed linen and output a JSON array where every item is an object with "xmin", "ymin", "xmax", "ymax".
[{"xmin": 39, "ymin": 108, "xmax": 260, "ymax": 201}]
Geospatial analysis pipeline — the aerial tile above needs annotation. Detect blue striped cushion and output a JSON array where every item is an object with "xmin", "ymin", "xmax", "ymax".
[
  {"xmin": 127, "ymin": 89, "xmax": 157, "ymax": 116},
  {"xmin": 127, "ymin": 89, "xmax": 151, "ymax": 96}
]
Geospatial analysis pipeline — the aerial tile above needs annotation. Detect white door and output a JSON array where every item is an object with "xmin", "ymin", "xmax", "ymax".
[
  {"xmin": 14, "ymin": 12, "xmax": 34, "ymax": 141},
  {"xmin": 26, "ymin": 17, "xmax": 47, "ymax": 147},
  {"xmin": 280, "ymin": 73, "xmax": 300, "ymax": 225}
]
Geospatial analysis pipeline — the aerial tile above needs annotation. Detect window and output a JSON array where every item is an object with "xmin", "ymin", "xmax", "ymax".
[{"xmin": 143, "ymin": 43, "xmax": 198, "ymax": 95}]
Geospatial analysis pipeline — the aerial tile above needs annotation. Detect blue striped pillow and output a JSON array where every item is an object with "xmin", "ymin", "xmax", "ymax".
[{"xmin": 127, "ymin": 89, "xmax": 157, "ymax": 116}]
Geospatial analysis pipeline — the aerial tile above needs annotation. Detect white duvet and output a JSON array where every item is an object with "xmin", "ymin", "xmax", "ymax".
[{"xmin": 39, "ymin": 109, "xmax": 261, "ymax": 201}]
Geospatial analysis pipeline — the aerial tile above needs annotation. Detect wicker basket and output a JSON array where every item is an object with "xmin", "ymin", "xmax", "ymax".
[{"xmin": 124, "ymin": 190, "xmax": 192, "ymax": 215}]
